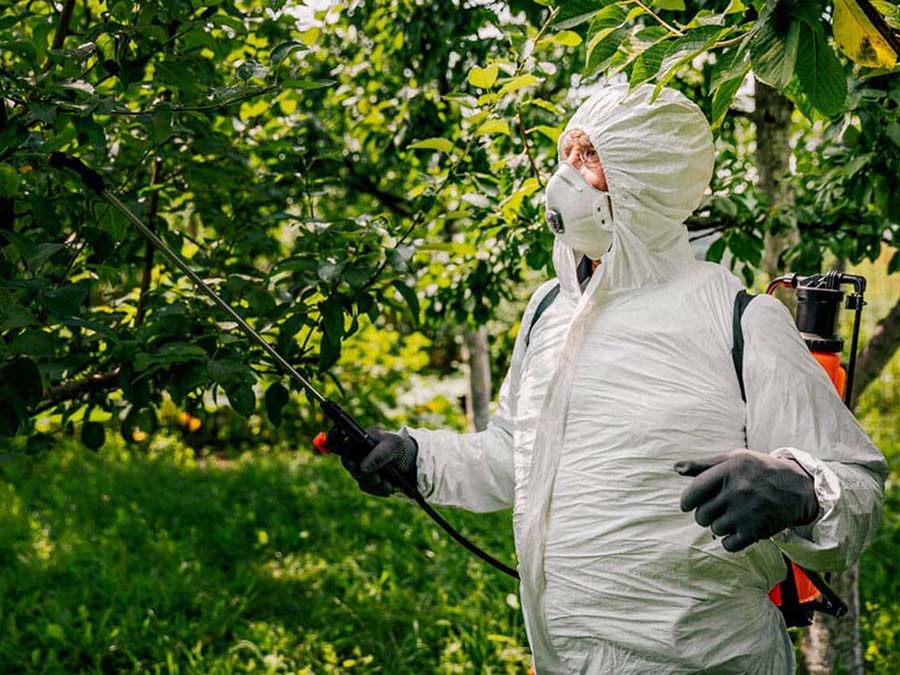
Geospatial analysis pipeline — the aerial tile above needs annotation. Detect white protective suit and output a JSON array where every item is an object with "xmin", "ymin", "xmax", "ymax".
[{"xmin": 407, "ymin": 84, "xmax": 887, "ymax": 673}]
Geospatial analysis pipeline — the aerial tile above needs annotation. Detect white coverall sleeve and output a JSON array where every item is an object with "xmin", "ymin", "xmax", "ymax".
[
  {"xmin": 742, "ymin": 294, "xmax": 888, "ymax": 572},
  {"xmin": 404, "ymin": 281, "xmax": 556, "ymax": 513}
]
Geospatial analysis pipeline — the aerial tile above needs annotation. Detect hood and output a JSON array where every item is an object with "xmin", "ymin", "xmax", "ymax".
[{"xmin": 551, "ymin": 83, "xmax": 715, "ymax": 300}]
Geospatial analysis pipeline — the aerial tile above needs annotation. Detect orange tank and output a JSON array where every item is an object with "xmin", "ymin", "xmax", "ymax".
[
  {"xmin": 812, "ymin": 351, "xmax": 847, "ymax": 398},
  {"xmin": 768, "ymin": 349, "xmax": 845, "ymax": 609}
]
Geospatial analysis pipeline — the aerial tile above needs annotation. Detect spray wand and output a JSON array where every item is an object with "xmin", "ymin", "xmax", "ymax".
[{"xmin": 48, "ymin": 152, "xmax": 519, "ymax": 580}]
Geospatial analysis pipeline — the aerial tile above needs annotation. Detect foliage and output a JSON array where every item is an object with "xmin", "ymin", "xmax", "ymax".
[
  {"xmin": 0, "ymin": 0, "xmax": 552, "ymax": 445},
  {"xmin": 0, "ymin": 437, "xmax": 527, "ymax": 673},
  {"xmin": 1, "ymin": 0, "xmax": 899, "ymax": 456}
]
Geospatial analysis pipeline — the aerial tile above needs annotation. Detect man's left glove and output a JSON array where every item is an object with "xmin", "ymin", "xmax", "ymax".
[
  {"xmin": 674, "ymin": 449, "xmax": 819, "ymax": 552},
  {"xmin": 338, "ymin": 427, "xmax": 419, "ymax": 498}
]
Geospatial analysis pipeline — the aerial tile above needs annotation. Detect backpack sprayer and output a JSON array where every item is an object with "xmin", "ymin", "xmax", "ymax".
[
  {"xmin": 762, "ymin": 271, "xmax": 866, "ymax": 625},
  {"xmin": 48, "ymin": 152, "xmax": 519, "ymax": 580}
]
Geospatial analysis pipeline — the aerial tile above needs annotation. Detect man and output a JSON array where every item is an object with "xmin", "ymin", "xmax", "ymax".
[{"xmin": 338, "ymin": 84, "xmax": 887, "ymax": 673}]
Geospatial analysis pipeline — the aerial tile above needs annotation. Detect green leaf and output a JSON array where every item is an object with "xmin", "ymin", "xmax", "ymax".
[
  {"xmin": 227, "ymin": 384, "xmax": 255, "ymax": 418},
  {"xmin": 498, "ymin": 74, "xmax": 541, "ymax": 96},
  {"xmin": 26, "ymin": 242, "xmax": 65, "ymax": 268},
  {"xmin": 3, "ymin": 356, "xmax": 43, "ymax": 407},
  {"xmin": 319, "ymin": 297, "xmax": 344, "ymax": 342},
  {"xmin": 475, "ymin": 119, "xmax": 511, "ymax": 136},
  {"xmin": 81, "ymin": 421, "xmax": 105, "ymax": 451},
  {"xmin": 408, "ymin": 137, "xmax": 454, "ymax": 153},
  {"xmin": 540, "ymin": 30, "xmax": 583, "ymax": 47},
  {"xmin": 282, "ymin": 79, "xmax": 336, "ymax": 89},
  {"xmin": 392, "ymin": 280, "xmax": 420, "ymax": 324},
  {"xmin": 208, "ymin": 358, "xmax": 250, "ymax": 389},
  {"xmin": 706, "ymin": 236, "xmax": 727, "ymax": 263},
  {"xmin": 264, "ymin": 382, "xmax": 289, "ymax": 426},
  {"xmin": 796, "ymin": 23, "xmax": 848, "ymax": 117},
  {"xmin": 585, "ymin": 27, "xmax": 629, "ymax": 75},
  {"xmin": 43, "ymin": 282, "xmax": 90, "ymax": 316},
  {"xmin": 888, "ymin": 250, "xmax": 900, "ymax": 274},
  {"xmin": 631, "ymin": 38, "xmax": 673, "ymax": 84},
  {"xmin": 468, "ymin": 65, "xmax": 499, "ymax": 89},
  {"xmin": 556, "ymin": 0, "xmax": 617, "ymax": 30},
  {"xmin": 654, "ymin": 25, "xmax": 724, "ymax": 94},
  {"xmin": 651, "ymin": 0, "xmax": 685, "ymax": 10},
  {"xmin": 150, "ymin": 103, "xmax": 174, "ymax": 144},
  {"xmin": 270, "ymin": 41, "xmax": 306, "ymax": 67},
  {"xmin": 0, "ymin": 163, "xmax": 19, "ymax": 198},
  {"xmin": 711, "ymin": 62, "xmax": 751, "ymax": 128},
  {"xmin": 749, "ymin": 9, "xmax": 800, "ymax": 90}
]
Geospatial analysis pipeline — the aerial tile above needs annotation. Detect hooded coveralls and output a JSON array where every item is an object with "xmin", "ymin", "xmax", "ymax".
[{"xmin": 407, "ymin": 84, "xmax": 887, "ymax": 674}]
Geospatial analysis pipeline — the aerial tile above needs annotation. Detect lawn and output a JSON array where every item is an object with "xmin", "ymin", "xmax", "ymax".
[{"xmin": 0, "ymin": 439, "xmax": 529, "ymax": 674}]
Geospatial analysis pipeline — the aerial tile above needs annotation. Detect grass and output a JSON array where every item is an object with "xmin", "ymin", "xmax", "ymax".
[{"xmin": 0, "ymin": 439, "xmax": 529, "ymax": 674}]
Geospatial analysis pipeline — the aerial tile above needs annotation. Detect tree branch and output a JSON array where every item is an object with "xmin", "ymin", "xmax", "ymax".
[
  {"xmin": 135, "ymin": 156, "xmax": 164, "ymax": 326},
  {"xmin": 107, "ymin": 85, "xmax": 280, "ymax": 116},
  {"xmin": 341, "ymin": 156, "xmax": 413, "ymax": 218},
  {"xmin": 631, "ymin": 0, "xmax": 684, "ymax": 37},
  {"xmin": 518, "ymin": 108, "xmax": 544, "ymax": 188},
  {"xmin": 35, "ymin": 367, "xmax": 122, "ymax": 413},
  {"xmin": 50, "ymin": 0, "xmax": 76, "ymax": 51}
]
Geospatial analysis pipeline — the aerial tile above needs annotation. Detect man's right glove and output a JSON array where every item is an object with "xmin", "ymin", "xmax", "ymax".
[{"xmin": 338, "ymin": 427, "xmax": 419, "ymax": 497}]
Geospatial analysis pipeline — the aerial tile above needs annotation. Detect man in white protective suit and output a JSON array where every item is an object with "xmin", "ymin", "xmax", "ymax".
[{"xmin": 335, "ymin": 83, "xmax": 888, "ymax": 673}]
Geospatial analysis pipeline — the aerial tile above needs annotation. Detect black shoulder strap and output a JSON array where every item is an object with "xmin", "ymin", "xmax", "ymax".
[
  {"xmin": 525, "ymin": 283, "xmax": 561, "ymax": 349},
  {"xmin": 732, "ymin": 290, "xmax": 756, "ymax": 402}
]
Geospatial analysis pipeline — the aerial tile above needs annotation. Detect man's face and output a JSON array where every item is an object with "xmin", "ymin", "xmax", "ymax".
[{"xmin": 560, "ymin": 128, "xmax": 608, "ymax": 192}]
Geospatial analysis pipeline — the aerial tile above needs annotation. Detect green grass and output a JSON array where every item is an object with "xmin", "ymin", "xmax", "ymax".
[{"xmin": 0, "ymin": 439, "xmax": 529, "ymax": 674}]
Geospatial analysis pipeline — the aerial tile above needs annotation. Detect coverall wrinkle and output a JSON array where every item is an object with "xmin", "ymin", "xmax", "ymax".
[{"xmin": 407, "ymin": 83, "xmax": 886, "ymax": 674}]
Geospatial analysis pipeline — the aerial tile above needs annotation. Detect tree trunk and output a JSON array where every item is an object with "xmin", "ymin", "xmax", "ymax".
[
  {"xmin": 851, "ymin": 295, "xmax": 900, "ymax": 408},
  {"xmin": 752, "ymin": 79, "xmax": 798, "ymax": 281},
  {"xmin": 464, "ymin": 326, "xmax": 491, "ymax": 432},
  {"xmin": 753, "ymin": 79, "xmax": 867, "ymax": 673},
  {"xmin": 802, "ymin": 563, "xmax": 864, "ymax": 675}
]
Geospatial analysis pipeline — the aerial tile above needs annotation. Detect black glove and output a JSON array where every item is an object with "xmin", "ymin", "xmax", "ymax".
[
  {"xmin": 339, "ymin": 427, "xmax": 418, "ymax": 498},
  {"xmin": 674, "ymin": 449, "xmax": 819, "ymax": 553}
]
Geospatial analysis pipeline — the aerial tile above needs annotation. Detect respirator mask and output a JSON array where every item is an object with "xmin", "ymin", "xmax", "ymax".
[{"xmin": 545, "ymin": 162, "xmax": 614, "ymax": 260}]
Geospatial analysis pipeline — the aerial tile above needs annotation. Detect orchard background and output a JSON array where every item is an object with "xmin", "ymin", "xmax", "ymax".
[{"xmin": 1, "ymin": 0, "xmax": 899, "ymax": 672}]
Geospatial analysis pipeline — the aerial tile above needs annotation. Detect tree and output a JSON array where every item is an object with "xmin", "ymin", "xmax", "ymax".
[{"xmin": 2, "ymin": 0, "xmax": 898, "ymax": 668}]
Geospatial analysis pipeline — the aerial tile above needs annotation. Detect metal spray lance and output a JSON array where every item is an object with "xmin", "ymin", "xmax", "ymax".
[{"xmin": 48, "ymin": 152, "xmax": 519, "ymax": 580}]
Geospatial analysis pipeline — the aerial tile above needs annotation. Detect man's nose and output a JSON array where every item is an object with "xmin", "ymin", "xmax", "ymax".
[{"xmin": 564, "ymin": 146, "xmax": 582, "ymax": 168}]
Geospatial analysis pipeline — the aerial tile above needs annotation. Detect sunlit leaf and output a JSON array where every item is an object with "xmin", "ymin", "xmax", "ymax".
[
  {"xmin": 475, "ymin": 119, "xmax": 511, "ymax": 136},
  {"xmin": 833, "ymin": 0, "xmax": 898, "ymax": 68},
  {"xmin": 408, "ymin": 138, "xmax": 455, "ymax": 153},
  {"xmin": 467, "ymin": 65, "xmax": 499, "ymax": 89}
]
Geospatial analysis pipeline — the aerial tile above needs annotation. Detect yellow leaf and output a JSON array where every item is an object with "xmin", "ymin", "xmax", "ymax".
[
  {"xmin": 833, "ymin": 0, "xmax": 898, "ymax": 68},
  {"xmin": 468, "ymin": 64, "xmax": 499, "ymax": 89},
  {"xmin": 539, "ymin": 30, "xmax": 583, "ymax": 47},
  {"xmin": 475, "ymin": 119, "xmax": 511, "ymax": 136},
  {"xmin": 531, "ymin": 124, "xmax": 564, "ymax": 143},
  {"xmin": 299, "ymin": 27, "xmax": 320, "ymax": 46},
  {"xmin": 239, "ymin": 99, "xmax": 269, "ymax": 121},
  {"xmin": 279, "ymin": 96, "xmax": 297, "ymax": 115},
  {"xmin": 408, "ymin": 137, "xmax": 454, "ymax": 153},
  {"xmin": 498, "ymin": 74, "xmax": 542, "ymax": 96}
]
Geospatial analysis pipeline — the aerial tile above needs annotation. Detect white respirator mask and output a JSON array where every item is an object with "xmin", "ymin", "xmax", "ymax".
[{"xmin": 545, "ymin": 162, "xmax": 614, "ymax": 260}]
